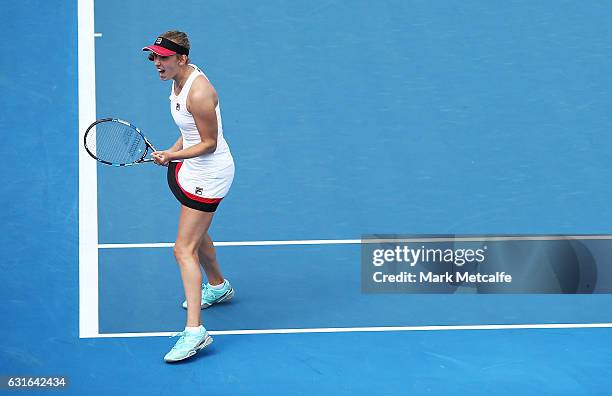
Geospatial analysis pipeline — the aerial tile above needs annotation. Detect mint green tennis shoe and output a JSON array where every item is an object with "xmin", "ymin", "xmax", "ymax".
[
  {"xmin": 164, "ymin": 327, "xmax": 213, "ymax": 363},
  {"xmin": 182, "ymin": 280, "xmax": 234, "ymax": 309}
]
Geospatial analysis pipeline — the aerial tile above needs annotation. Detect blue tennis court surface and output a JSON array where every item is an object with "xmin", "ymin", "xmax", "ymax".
[
  {"xmin": 100, "ymin": 244, "xmax": 612, "ymax": 334},
  {"xmin": 3, "ymin": 0, "xmax": 612, "ymax": 394}
]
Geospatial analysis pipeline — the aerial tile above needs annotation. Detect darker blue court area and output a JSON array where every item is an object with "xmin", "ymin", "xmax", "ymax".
[
  {"xmin": 100, "ymin": 244, "xmax": 612, "ymax": 333},
  {"xmin": 2, "ymin": 0, "xmax": 612, "ymax": 394}
]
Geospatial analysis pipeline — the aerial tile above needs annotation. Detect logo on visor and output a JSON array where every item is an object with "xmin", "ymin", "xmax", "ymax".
[
  {"xmin": 155, "ymin": 37, "xmax": 162, "ymax": 45},
  {"xmin": 176, "ymin": 103, "xmax": 180, "ymax": 111},
  {"xmin": 195, "ymin": 187, "xmax": 203, "ymax": 196}
]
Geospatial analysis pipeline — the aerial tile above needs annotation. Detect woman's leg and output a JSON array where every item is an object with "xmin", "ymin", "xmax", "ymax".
[
  {"xmin": 198, "ymin": 232, "xmax": 225, "ymax": 286},
  {"xmin": 174, "ymin": 205, "xmax": 215, "ymax": 327}
]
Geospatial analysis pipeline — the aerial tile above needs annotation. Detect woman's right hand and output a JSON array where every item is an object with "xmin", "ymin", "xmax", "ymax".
[{"xmin": 151, "ymin": 151, "xmax": 174, "ymax": 166}]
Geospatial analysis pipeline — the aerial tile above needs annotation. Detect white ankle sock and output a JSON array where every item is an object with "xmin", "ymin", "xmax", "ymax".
[
  {"xmin": 185, "ymin": 325, "xmax": 203, "ymax": 334},
  {"xmin": 209, "ymin": 281, "xmax": 226, "ymax": 290}
]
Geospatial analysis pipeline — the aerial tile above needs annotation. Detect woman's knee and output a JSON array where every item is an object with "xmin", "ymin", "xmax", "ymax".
[{"xmin": 173, "ymin": 243, "xmax": 197, "ymax": 263}]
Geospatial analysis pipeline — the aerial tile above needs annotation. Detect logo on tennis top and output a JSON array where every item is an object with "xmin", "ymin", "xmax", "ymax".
[
  {"xmin": 155, "ymin": 37, "xmax": 162, "ymax": 45},
  {"xmin": 176, "ymin": 103, "xmax": 180, "ymax": 111},
  {"xmin": 195, "ymin": 187, "xmax": 203, "ymax": 195}
]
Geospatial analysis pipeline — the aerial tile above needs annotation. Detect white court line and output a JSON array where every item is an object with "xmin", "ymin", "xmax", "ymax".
[
  {"xmin": 86, "ymin": 322, "xmax": 612, "ymax": 339},
  {"xmin": 78, "ymin": 0, "xmax": 99, "ymax": 339},
  {"xmin": 98, "ymin": 235, "xmax": 612, "ymax": 249},
  {"xmin": 98, "ymin": 239, "xmax": 362, "ymax": 249}
]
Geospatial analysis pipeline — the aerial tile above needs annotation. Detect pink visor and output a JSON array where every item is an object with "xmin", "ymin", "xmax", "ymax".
[{"xmin": 142, "ymin": 44, "xmax": 177, "ymax": 56}]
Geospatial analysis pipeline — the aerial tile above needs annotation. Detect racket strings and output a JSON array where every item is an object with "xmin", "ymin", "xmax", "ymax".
[{"xmin": 87, "ymin": 121, "xmax": 148, "ymax": 164}]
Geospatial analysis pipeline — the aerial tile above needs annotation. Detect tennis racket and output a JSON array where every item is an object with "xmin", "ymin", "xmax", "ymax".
[{"xmin": 84, "ymin": 118, "xmax": 158, "ymax": 166}]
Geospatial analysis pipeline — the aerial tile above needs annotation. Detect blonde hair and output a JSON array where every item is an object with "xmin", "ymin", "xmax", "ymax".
[{"xmin": 161, "ymin": 30, "xmax": 190, "ymax": 52}]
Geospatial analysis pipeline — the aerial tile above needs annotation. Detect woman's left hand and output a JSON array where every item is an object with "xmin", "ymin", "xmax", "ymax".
[{"xmin": 151, "ymin": 151, "xmax": 174, "ymax": 166}]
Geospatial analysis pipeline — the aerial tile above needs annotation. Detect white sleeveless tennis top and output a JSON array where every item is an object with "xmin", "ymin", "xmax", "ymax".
[{"xmin": 169, "ymin": 64, "xmax": 234, "ymax": 198}]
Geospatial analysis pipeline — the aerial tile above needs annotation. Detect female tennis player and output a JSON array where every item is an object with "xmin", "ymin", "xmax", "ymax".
[{"xmin": 142, "ymin": 31, "xmax": 235, "ymax": 363}]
